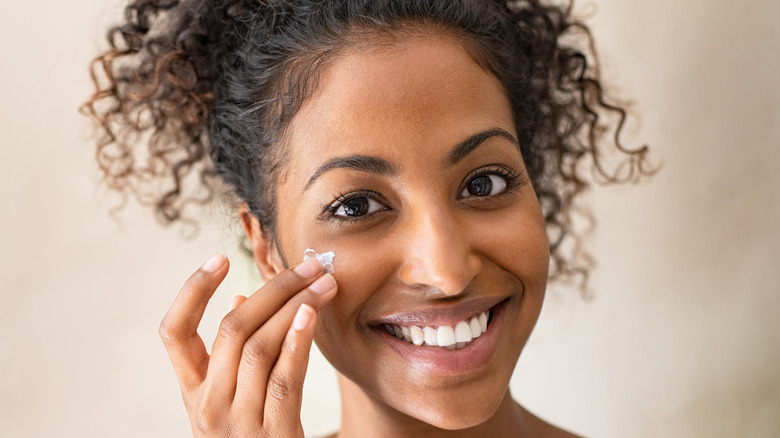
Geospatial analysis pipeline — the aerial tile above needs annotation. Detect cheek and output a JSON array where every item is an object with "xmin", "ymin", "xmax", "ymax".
[
  {"xmin": 309, "ymin": 239, "xmax": 392, "ymax": 353},
  {"xmin": 474, "ymin": 200, "xmax": 550, "ymax": 287}
]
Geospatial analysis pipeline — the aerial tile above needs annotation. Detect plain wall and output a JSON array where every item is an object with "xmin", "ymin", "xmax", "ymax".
[{"xmin": 1, "ymin": 0, "xmax": 778, "ymax": 436}]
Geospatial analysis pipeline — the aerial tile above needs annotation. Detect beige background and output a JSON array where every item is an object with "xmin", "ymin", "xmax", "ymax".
[{"xmin": 1, "ymin": 0, "xmax": 778, "ymax": 437}]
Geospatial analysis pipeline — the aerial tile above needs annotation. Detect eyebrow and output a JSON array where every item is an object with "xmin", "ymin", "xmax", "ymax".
[
  {"xmin": 304, "ymin": 155, "xmax": 399, "ymax": 190},
  {"xmin": 445, "ymin": 128, "xmax": 519, "ymax": 167},
  {"xmin": 303, "ymin": 128, "xmax": 519, "ymax": 190}
]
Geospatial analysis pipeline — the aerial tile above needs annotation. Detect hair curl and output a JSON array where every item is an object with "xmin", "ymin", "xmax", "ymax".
[{"xmin": 83, "ymin": 0, "xmax": 652, "ymax": 291}]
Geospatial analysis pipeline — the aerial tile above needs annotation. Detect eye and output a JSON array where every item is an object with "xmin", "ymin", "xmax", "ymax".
[
  {"xmin": 460, "ymin": 174, "xmax": 508, "ymax": 197},
  {"xmin": 332, "ymin": 196, "xmax": 385, "ymax": 218}
]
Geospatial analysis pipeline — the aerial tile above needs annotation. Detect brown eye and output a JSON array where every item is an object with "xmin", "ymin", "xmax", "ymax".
[
  {"xmin": 341, "ymin": 198, "xmax": 368, "ymax": 216},
  {"xmin": 334, "ymin": 196, "xmax": 384, "ymax": 217},
  {"xmin": 461, "ymin": 174, "xmax": 508, "ymax": 197}
]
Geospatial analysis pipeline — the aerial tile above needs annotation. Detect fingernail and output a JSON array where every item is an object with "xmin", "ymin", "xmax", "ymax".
[
  {"xmin": 230, "ymin": 295, "xmax": 244, "ymax": 311},
  {"xmin": 294, "ymin": 259, "xmax": 321, "ymax": 279},
  {"xmin": 308, "ymin": 273, "xmax": 336, "ymax": 295},
  {"xmin": 292, "ymin": 304, "xmax": 313, "ymax": 331},
  {"xmin": 202, "ymin": 253, "xmax": 226, "ymax": 273}
]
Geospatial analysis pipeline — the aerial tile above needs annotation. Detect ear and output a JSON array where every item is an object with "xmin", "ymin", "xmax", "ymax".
[{"xmin": 239, "ymin": 203, "xmax": 283, "ymax": 281}]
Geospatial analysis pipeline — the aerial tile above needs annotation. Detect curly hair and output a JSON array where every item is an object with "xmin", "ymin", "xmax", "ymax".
[{"xmin": 83, "ymin": 0, "xmax": 652, "ymax": 290}]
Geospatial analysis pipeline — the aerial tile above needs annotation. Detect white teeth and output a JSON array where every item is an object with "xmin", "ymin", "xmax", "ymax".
[
  {"xmin": 381, "ymin": 310, "xmax": 491, "ymax": 349},
  {"xmin": 454, "ymin": 321, "xmax": 472, "ymax": 343},
  {"xmin": 401, "ymin": 326, "xmax": 412, "ymax": 342},
  {"xmin": 410, "ymin": 326, "xmax": 425, "ymax": 345},
  {"xmin": 423, "ymin": 327, "xmax": 438, "ymax": 346},
  {"xmin": 469, "ymin": 317, "xmax": 482, "ymax": 339},
  {"xmin": 437, "ymin": 325, "xmax": 456, "ymax": 347}
]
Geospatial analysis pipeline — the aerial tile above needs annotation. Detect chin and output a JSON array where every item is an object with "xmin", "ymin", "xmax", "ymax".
[{"xmin": 406, "ymin": 389, "xmax": 510, "ymax": 431}]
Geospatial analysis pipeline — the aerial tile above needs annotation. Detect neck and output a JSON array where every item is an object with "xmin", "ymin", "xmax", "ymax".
[{"xmin": 334, "ymin": 372, "xmax": 532, "ymax": 438}]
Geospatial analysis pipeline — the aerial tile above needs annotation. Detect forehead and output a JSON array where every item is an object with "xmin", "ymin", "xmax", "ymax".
[{"xmin": 284, "ymin": 32, "xmax": 515, "ymax": 178}]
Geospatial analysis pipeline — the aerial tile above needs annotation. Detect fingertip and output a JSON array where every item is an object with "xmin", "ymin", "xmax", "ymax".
[
  {"xmin": 293, "ymin": 258, "xmax": 322, "ymax": 279},
  {"xmin": 282, "ymin": 304, "xmax": 316, "ymax": 355},
  {"xmin": 292, "ymin": 303, "xmax": 315, "ymax": 332},
  {"xmin": 201, "ymin": 253, "xmax": 227, "ymax": 273},
  {"xmin": 308, "ymin": 273, "xmax": 337, "ymax": 295}
]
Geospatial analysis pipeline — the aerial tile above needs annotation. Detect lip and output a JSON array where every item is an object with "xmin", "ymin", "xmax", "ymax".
[
  {"xmin": 373, "ymin": 299, "xmax": 509, "ymax": 376},
  {"xmin": 368, "ymin": 296, "xmax": 507, "ymax": 327}
]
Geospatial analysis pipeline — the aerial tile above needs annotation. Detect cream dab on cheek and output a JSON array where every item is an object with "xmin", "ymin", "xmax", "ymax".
[{"xmin": 303, "ymin": 248, "xmax": 336, "ymax": 274}]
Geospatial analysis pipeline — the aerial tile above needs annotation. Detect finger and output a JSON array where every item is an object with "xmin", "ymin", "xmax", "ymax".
[
  {"xmin": 232, "ymin": 273, "xmax": 336, "ymax": 414},
  {"xmin": 262, "ymin": 304, "xmax": 316, "ymax": 433},
  {"xmin": 159, "ymin": 253, "xmax": 229, "ymax": 390},
  {"xmin": 202, "ymin": 259, "xmax": 325, "ymax": 402},
  {"xmin": 231, "ymin": 295, "xmax": 248, "ymax": 311}
]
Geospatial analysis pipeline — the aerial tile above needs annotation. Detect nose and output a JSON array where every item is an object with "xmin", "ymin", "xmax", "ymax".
[{"xmin": 397, "ymin": 206, "xmax": 482, "ymax": 296}]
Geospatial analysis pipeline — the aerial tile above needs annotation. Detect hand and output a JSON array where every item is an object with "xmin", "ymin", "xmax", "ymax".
[{"xmin": 159, "ymin": 253, "xmax": 338, "ymax": 437}]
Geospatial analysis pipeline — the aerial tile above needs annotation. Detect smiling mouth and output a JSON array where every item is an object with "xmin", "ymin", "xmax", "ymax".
[
  {"xmin": 372, "ymin": 299, "xmax": 509, "ymax": 375},
  {"xmin": 380, "ymin": 308, "xmax": 494, "ymax": 350}
]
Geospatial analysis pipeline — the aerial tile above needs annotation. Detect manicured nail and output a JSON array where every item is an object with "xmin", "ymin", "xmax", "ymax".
[
  {"xmin": 294, "ymin": 259, "xmax": 321, "ymax": 279},
  {"xmin": 202, "ymin": 253, "xmax": 226, "ymax": 273},
  {"xmin": 292, "ymin": 304, "xmax": 314, "ymax": 331},
  {"xmin": 308, "ymin": 273, "xmax": 336, "ymax": 295},
  {"xmin": 230, "ymin": 295, "xmax": 244, "ymax": 311}
]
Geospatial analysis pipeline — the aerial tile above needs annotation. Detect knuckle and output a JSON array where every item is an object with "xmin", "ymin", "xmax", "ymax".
[
  {"xmin": 218, "ymin": 313, "xmax": 246, "ymax": 342},
  {"xmin": 158, "ymin": 317, "xmax": 181, "ymax": 347},
  {"xmin": 242, "ymin": 336, "xmax": 272, "ymax": 368},
  {"xmin": 191, "ymin": 405, "xmax": 224, "ymax": 435},
  {"xmin": 267, "ymin": 373, "xmax": 300, "ymax": 404}
]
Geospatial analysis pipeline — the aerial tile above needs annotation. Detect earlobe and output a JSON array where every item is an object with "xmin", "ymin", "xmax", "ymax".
[{"xmin": 239, "ymin": 203, "xmax": 282, "ymax": 281}]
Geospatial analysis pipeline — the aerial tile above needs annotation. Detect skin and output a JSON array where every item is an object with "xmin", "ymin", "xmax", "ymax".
[{"xmin": 161, "ymin": 31, "xmax": 580, "ymax": 437}]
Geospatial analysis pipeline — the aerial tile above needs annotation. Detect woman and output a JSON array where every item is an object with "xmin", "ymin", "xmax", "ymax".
[{"xmin": 85, "ymin": 0, "xmax": 650, "ymax": 436}]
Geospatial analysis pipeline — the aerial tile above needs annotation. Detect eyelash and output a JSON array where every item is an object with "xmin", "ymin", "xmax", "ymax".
[
  {"xmin": 320, "ymin": 165, "xmax": 527, "ymax": 224},
  {"xmin": 320, "ymin": 190, "xmax": 389, "ymax": 224},
  {"xmin": 457, "ymin": 165, "xmax": 526, "ymax": 200}
]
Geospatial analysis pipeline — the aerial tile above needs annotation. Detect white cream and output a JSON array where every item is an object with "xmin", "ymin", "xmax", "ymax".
[
  {"xmin": 303, "ymin": 248, "xmax": 335, "ymax": 274},
  {"xmin": 382, "ymin": 310, "xmax": 490, "ymax": 349}
]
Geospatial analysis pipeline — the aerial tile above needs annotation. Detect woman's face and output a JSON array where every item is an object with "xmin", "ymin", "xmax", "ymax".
[{"xmin": 262, "ymin": 32, "xmax": 549, "ymax": 429}]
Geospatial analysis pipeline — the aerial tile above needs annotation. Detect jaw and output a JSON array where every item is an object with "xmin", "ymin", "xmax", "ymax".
[{"xmin": 336, "ymin": 373, "xmax": 530, "ymax": 437}]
